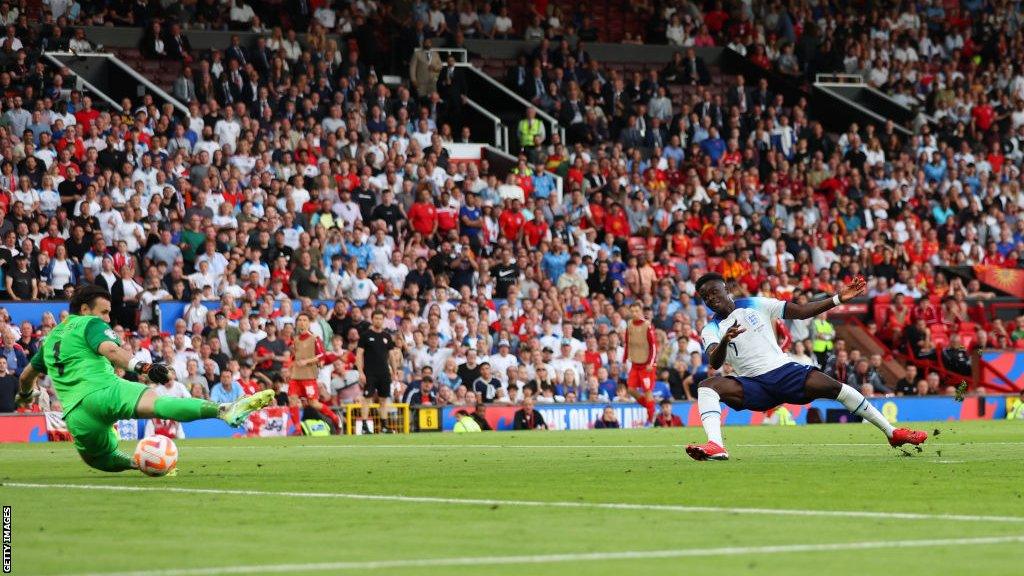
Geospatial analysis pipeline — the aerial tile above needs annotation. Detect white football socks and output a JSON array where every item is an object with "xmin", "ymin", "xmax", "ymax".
[
  {"xmin": 697, "ymin": 387, "xmax": 724, "ymax": 446},
  {"xmin": 837, "ymin": 384, "xmax": 895, "ymax": 438}
]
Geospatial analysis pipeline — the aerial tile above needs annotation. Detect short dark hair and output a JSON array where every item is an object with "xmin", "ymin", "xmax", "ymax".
[
  {"xmin": 694, "ymin": 272, "xmax": 725, "ymax": 294},
  {"xmin": 69, "ymin": 284, "xmax": 111, "ymax": 314}
]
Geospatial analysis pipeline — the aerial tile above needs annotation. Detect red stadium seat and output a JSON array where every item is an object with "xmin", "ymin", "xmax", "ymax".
[{"xmin": 646, "ymin": 237, "xmax": 663, "ymax": 254}]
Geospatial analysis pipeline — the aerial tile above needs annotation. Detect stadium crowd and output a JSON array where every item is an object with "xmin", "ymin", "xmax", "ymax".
[{"xmin": 1, "ymin": 1, "xmax": 1023, "ymax": 422}]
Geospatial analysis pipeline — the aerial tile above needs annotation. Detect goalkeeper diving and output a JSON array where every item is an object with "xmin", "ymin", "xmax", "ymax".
[{"xmin": 16, "ymin": 285, "xmax": 273, "ymax": 473}]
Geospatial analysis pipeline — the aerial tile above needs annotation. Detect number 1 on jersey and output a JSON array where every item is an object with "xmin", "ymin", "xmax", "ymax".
[{"xmin": 53, "ymin": 341, "xmax": 65, "ymax": 376}]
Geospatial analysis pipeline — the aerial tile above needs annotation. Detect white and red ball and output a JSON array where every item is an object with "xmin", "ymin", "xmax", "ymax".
[{"xmin": 133, "ymin": 435, "xmax": 179, "ymax": 477}]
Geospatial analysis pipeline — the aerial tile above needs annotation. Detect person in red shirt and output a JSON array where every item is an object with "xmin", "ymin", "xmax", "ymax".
[
  {"xmin": 653, "ymin": 400, "xmax": 683, "ymax": 427},
  {"xmin": 407, "ymin": 187, "xmax": 438, "ymax": 237},
  {"xmin": 972, "ymin": 100, "xmax": 994, "ymax": 132},
  {"xmin": 498, "ymin": 199, "xmax": 526, "ymax": 242},
  {"xmin": 288, "ymin": 312, "xmax": 340, "ymax": 431},
  {"xmin": 579, "ymin": 189, "xmax": 602, "ymax": 226},
  {"xmin": 73, "ymin": 96, "xmax": 100, "ymax": 128},
  {"xmin": 623, "ymin": 302, "xmax": 658, "ymax": 425},
  {"xmin": 435, "ymin": 191, "xmax": 459, "ymax": 236},
  {"xmin": 523, "ymin": 214, "xmax": 548, "ymax": 247},
  {"xmin": 605, "ymin": 203, "xmax": 631, "ymax": 239},
  {"xmin": 39, "ymin": 222, "xmax": 65, "ymax": 257}
]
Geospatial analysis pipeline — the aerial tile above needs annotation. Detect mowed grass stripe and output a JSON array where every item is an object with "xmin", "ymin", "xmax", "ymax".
[
  {"xmin": 5, "ymin": 482, "xmax": 1024, "ymax": 524},
  {"xmin": 66, "ymin": 535, "xmax": 1024, "ymax": 576}
]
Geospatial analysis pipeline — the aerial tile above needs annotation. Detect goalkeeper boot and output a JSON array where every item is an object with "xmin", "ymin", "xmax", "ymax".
[{"xmin": 219, "ymin": 390, "xmax": 275, "ymax": 427}]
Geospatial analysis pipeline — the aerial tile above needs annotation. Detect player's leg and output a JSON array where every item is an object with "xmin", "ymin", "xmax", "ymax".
[
  {"xmin": 136, "ymin": 390, "xmax": 220, "ymax": 421},
  {"xmin": 627, "ymin": 368, "xmax": 655, "ymax": 423},
  {"xmin": 286, "ymin": 380, "xmax": 305, "ymax": 433},
  {"xmin": 803, "ymin": 370, "xmax": 927, "ymax": 446},
  {"xmin": 686, "ymin": 376, "xmax": 745, "ymax": 461},
  {"xmin": 65, "ymin": 400, "xmax": 136, "ymax": 472},
  {"xmin": 135, "ymin": 385, "xmax": 274, "ymax": 427},
  {"xmin": 305, "ymin": 381, "xmax": 340, "ymax": 431},
  {"xmin": 378, "ymin": 380, "xmax": 394, "ymax": 433},
  {"xmin": 359, "ymin": 381, "xmax": 376, "ymax": 433},
  {"xmin": 642, "ymin": 368, "xmax": 657, "ymax": 424}
]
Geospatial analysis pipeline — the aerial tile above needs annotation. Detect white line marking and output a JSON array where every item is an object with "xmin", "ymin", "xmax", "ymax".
[
  {"xmin": 184, "ymin": 444, "xmax": 682, "ymax": 450},
  {"xmin": 736, "ymin": 441, "xmax": 1024, "ymax": 447},
  {"xmin": 67, "ymin": 535, "xmax": 1024, "ymax": 576},
  {"xmin": 5, "ymin": 482, "xmax": 1024, "ymax": 524},
  {"xmin": 177, "ymin": 440, "xmax": 1024, "ymax": 450}
]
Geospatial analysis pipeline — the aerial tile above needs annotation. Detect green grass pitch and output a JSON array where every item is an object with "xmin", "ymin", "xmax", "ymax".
[{"xmin": 2, "ymin": 420, "xmax": 1023, "ymax": 576}]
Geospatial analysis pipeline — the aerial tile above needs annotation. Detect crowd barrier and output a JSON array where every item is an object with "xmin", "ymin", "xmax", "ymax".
[{"xmin": 1, "ymin": 396, "xmax": 1015, "ymax": 442}]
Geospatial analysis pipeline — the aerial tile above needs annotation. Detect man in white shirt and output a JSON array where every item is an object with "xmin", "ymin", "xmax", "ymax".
[{"xmin": 488, "ymin": 340, "xmax": 518, "ymax": 386}]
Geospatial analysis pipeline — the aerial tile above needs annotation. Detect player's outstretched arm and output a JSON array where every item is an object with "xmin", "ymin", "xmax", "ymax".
[
  {"xmin": 97, "ymin": 341, "xmax": 172, "ymax": 383},
  {"xmin": 782, "ymin": 276, "xmax": 866, "ymax": 320},
  {"xmin": 16, "ymin": 364, "xmax": 41, "ymax": 408}
]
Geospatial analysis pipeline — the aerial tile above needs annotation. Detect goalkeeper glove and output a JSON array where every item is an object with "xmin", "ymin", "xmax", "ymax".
[
  {"xmin": 135, "ymin": 362, "xmax": 172, "ymax": 384},
  {"xmin": 15, "ymin": 387, "xmax": 38, "ymax": 408}
]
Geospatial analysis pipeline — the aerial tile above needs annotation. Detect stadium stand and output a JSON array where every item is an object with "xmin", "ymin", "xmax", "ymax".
[{"xmin": 0, "ymin": 0, "xmax": 1023, "ymax": 432}]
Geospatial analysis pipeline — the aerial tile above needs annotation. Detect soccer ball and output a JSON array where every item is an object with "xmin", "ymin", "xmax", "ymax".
[{"xmin": 133, "ymin": 435, "xmax": 179, "ymax": 477}]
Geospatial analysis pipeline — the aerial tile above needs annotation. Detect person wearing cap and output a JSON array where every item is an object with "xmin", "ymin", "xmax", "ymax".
[
  {"xmin": 488, "ymin": 338, "xmax": 518, "ymax": 387},
  {"xmin": 550, "ymin": 338, "xmax": 584, "ymax": 385}
]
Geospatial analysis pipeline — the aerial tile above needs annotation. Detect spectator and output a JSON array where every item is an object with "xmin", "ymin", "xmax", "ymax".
[
  {"xmin": 593, "ymin": 405, "xmax": 620, "ymax": 428},
  {"xmin": 942, "ymin": 334, "xmax": 972, "ymax": 376},
  {"xmin": 0, "ymin": 356, "xmax": 17, "ymax": 412},
  {"xmin": 210, "ymin": 371, "xmax": 244, "ymax": 404},
  {"xmin": 513, "ymin": 396, "xmax": 547, "ymax": 430},
  {"xmin": 653, "ymin": 400, "xmax": 683, "ymax": 427}
]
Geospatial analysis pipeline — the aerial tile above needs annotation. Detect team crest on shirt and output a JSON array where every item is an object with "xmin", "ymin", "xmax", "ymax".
[{"xmin": 745, "ymin": 310, "xmax": 761, "ymax": 329}]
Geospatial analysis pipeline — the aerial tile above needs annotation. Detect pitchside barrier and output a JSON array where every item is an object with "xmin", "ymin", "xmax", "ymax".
[{"xmin": 1, "ymin": 396, "xmax": 1018, "ymax": 442}]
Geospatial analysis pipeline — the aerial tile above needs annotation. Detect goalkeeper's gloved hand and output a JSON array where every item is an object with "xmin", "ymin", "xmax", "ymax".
[
  {"xmin": 15, "ymin": 387, "xmax": 39, "ymax": 408},
  {"xmin": 136, "ymin": 362, "xmax": 172, "ymax": 384}
]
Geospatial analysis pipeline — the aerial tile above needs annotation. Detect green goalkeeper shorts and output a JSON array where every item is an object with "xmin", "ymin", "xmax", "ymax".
[{"xmin": 64, "ymin": 378, "xmax": 148, "ymax": 458}]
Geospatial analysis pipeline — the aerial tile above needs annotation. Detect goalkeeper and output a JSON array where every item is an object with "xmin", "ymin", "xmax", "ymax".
[{"xmin": 17, "ymin": 285, "xmax": 273, "ymax": 473}]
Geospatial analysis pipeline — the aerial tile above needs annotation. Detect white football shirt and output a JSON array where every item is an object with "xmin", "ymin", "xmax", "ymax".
[{"xmin": 700, "ymin": 297, "xmax": 790, "ymax": 377}]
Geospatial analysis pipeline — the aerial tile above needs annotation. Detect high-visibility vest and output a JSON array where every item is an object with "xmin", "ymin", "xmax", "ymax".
[
  {"xmin": 518, "ymin": 118, "xmax": 543, "ymax": 147},
  {"xmin": 301, "ymin": 419, "xmax": 331, "ymax": 436},
  {"xmin": 776, "ymin": 406, "xmax": 796, "ymax": 426},
  {"xmin": 812, "ymin": 319, "xmax": 835, "ymax": 353},
  {"xmin": 453, "ymin": 415, "xmax": 482, "ymax": 433},
  {"xmin": 1008, "ymin": 399, "xmax": 1024, "ymax": 420}
]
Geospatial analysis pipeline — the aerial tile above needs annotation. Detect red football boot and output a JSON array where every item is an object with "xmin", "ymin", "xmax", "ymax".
[
  {"xmin": 889, "ymin": 428, "xmax": 928, "ymax": 447},
  {"xmin": 685, "ymin": 441, "xmax": 730, "ymax": 461}
]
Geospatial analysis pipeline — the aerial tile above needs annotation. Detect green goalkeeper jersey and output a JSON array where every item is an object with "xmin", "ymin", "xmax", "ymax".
[{"xmin": 30, "ymin": 314, "xmax": 122, "ymax": 416}]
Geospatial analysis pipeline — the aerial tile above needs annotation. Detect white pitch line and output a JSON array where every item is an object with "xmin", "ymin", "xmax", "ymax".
[
  {"xmin": 177, "ymin": 440, "xmax": 1024, "ymax": 450},
  {"xmin": 5, "ymin": 482, "xmax": 1024, "ymax": 524},
  {"xmin": 67, "ymin": 535, "xmax": 1024, "ymax": 576},
  {"xmin": 183, "ymin": 444, "xmax": 681, "ymax": 450},
  {"xmin": 737, "ymin": 441, "xmax": 1024, "ymax": 447}
]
